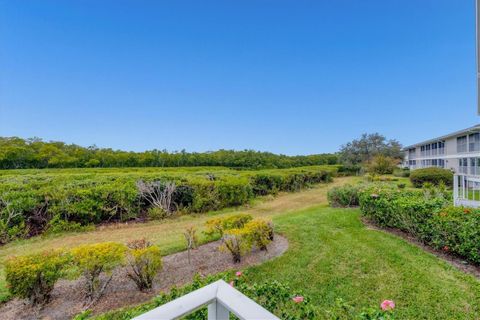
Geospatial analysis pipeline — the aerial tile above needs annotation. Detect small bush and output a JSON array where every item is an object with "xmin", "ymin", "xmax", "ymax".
[
  {"xmin": 393, "ymin": 168, "xmax": 410, "ymax": 177},
  {"xmin": 205, "ymin": 213, "xmax": 253, "ymax": 237},
  {"xmin": 244, "ymin": 219, "xmax": 273, "ymax": 250},
  {"xmin": 5, "ymin": 249, "xmax": 70, "ymax": 305},
  {"xmin": 126, "ymin": 239, "xmax": 162, "ymax": 291},
  {"xmin": 146, "ymin": 207, "xmax": 166, "ymax": 220},
  {"xmin": 71, "ymin": 242, "xmax": 126, "ymax": 303},
  {"xmin": 183, "ymin": 226, "xmax": 198, "ymax": 264},
  {"xmin": 397, "ymin": 183, "xmax": 406, "ymax": 189},
  {"xmin": 410, "ymin": 167, "xmax": 453, "ymax": 188},
  {"xmin": 364, "ymin": 155, "xmax": 399, "ymax": 175},
  {"xmin": 327, "ymin": 184, "xmax": 363, "ymax": 207},
  {"xmin": 220, "ymin": 228, "xmax": 251, "ymax": 263}
]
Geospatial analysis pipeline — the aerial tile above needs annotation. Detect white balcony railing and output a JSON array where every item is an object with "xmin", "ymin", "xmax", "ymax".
[
  {"xmin": 132, "ymin": 280, "xmax": 280, "ymax": 320},
  {"xmin": 454, "ymin": 175, "xmax": 480, "ymax": 208}
]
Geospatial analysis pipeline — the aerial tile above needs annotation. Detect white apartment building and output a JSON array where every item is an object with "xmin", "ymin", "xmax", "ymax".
[{"xmin": 403, "ymin": 124, "xmax": 480, "ymax": 175}]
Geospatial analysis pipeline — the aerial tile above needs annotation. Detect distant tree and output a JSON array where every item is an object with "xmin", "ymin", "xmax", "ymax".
[
  {"xmin": 339, "ymin": 133, "xmax": 403, "ymax": 166},
  {"xmin": 0, "ymin": 136, "xmax": 340, "ymax": 169}
]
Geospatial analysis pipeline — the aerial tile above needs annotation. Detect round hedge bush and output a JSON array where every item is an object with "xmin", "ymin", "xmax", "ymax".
[{"xmin": 409, "ymin": 167, "xmax": 453, "ymax": 188}]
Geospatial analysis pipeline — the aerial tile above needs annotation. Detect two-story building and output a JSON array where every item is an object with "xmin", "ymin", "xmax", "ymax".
[{"xmin": 403, "ymin": 124, "xmax": 480, "ymax": 175}]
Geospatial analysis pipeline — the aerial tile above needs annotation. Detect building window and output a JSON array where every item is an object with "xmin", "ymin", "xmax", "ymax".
[
  {"xmin": 470, "ymin": 157, "xmax": 480, "ymax": 175},
  {"xmin": 457, "ymin": 136, "xmax": 468, "ymax": 153},
  {"xmin": 469, "ymin": 133, "xmax": 480, "ymax": 152},
  {"xmin": 438, "ymin": 141, "xmax": 445, "ymax": 155},
  {"xmin": 459, "ymin": 158, "xmax": 468, "ymax": 174},
  {"xmin": 408, "ymin": 148, "xmax": 416, "ymax": 159},
  {"xmin": 439, "ymin": 159, "xmax": 445, "ymax": 168}
]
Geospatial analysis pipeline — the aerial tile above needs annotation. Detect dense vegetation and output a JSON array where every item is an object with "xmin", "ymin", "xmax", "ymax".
[
  {"xmin": 409, "ymin": 167, "xmax": 453, "ymax": 188},
  {"xmin": 359, "ymin": 184, "xmax": 480, "ymax": 265},
  {"xmin": 0, "ymin": 166, "xmax": 336, "ymax": 243},
  {"xmin": 338, "ymin": 133, "xmax": 403, "ymax": 168},
  {"xmin": 0, "ymin": 137, "xmax": 337, "ymax": 169}
]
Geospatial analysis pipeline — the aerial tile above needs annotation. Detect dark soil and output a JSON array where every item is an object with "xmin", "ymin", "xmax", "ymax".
[
  {"xmin": 362, "ymin": 217, "xmax": 480, "ymax": 279},
  {"xmin": 0, "ymin": 235, "xmax": 288, "ymax": 320}
]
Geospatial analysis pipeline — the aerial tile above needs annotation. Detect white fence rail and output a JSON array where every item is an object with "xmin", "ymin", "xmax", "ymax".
[
  {"xmin": 454, "ymin": 174, "xmax": 480, "ymax": 208},
  {"xmin": 132, "ymin": 280, "xmax": 280, "ymax": 320}
]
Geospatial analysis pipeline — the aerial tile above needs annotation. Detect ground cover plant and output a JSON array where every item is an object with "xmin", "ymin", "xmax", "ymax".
[{"xmin": 0, "ymin": 165, "xmax": 336, "ymax": 243}]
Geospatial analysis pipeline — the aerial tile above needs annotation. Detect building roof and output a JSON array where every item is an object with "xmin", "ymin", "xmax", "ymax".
[{"xmin": 403, "ymin": 124, "xmax": 480, "ymax": 150}]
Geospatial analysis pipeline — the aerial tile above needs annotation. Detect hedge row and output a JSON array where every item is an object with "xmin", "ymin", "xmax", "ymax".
[
  {"xmin": 0, "ymin": 166, "xmax": 336, "ymax": 243},
  {"xmin": 409, "ymin": 167, "xmax": 453, "ymax": 188},
  {"xmin": 359, "ymin": 185, "xmax": 480, "ymax": 264}
]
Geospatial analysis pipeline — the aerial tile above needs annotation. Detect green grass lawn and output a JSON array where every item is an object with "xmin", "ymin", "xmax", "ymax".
[{"xmin": 245, "ymin": 205, "xmax": 480, "ymax": 319}]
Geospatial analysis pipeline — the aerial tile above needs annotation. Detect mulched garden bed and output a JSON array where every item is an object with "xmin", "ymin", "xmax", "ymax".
[
  {"xmin": 362, "ymin": 217, "xmax": 480, "ymax": 279},
  {"xmin": 0, "ymin": 235, "xmax": 288, "ymax": 320}
]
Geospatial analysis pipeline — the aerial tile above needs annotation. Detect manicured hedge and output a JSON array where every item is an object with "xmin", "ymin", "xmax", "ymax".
[
  {"xmin": 359, "ymin": 185, "xmax": 480, "ymax": 265},
  {"xmin": 0, "ymin": 166, "xmax": 336, "ymax": 243},
  {"xmin": 409, "ymin": 167, "xmax": 453, "ymax": 188}
]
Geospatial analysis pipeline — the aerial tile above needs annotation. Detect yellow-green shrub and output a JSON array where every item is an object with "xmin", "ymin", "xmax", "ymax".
[
  {"xmin": 5, "ymin": 249, "xmax": 70, "ymax": 305},
  {"xmin": 220, "ymin": 228, "xmax": 252, "ymax": 263},
  {"xmin": 126, "ymin": 239, "xmax": 162, "ymax": 291},
  {"xmin": 71, "ymin": 242, "xmax": 126, "ymax": 302},
  {"xmin": 205, "ymin": 213, "xmax": 253, "ymax": 237},
  {"xmin": 244, "ymin": 219, "xmax": 274, "ymax": 250}
]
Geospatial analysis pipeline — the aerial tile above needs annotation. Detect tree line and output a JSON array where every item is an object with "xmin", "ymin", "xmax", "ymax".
[{"xmin": 0, "ymin": 137, "xmax": 338, "ymax": 169}]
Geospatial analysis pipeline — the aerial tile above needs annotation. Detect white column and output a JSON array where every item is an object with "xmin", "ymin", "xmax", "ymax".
[{"xmin": 208, "ymin": 300, "xmax": 229, "ymax": 320}]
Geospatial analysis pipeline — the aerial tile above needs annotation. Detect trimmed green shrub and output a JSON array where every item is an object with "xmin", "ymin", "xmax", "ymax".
[
  {"xmin": 429, "ymin": 206, "xmax": 480, "ymax": 264},
  {"xmin": 126, "ymin": 239, "xmax": 162, "ymax": 291},
  {"xmin": 220, "ymin": 228, "xmax": 252, "ymax": 263},
  {"xmin": 71, "ymin": 242, "xmax": 126, "ymax": 303},
  {"xmin": 359, "ymin": 185, "xmax": 480, "ymax": 265},
  {"xmin": 359, "ymin": 185, "xmax": 448, "ymax": 240},
  {"xmin": 204, "ymin": 213, "xmax": 253, "ymax": 237},
  {"xmin": 5, "ymin": 249, "xmax": 70, "ymax": 305},
  {"xmin": 409, "ymin": 167, "xmax": 453, "ymax": 188},
  {"xmin": 244, "ymin": 219, "xmax": 273, "ymax": 250},
  {"xmin": 328, "ymin": 184, "xmax": 363, "ymax": 207}
]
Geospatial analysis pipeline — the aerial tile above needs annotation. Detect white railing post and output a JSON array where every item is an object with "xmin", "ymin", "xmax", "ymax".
[
  {"xmin": 208, "ymin": 301, "xmax": 229, "ymax": 320},
  {"xmin": 454, "ymin": 174, "xmax": 459, "ymax": 206}
]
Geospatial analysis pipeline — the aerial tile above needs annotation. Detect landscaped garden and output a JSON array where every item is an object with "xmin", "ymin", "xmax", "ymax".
[{"xmin": 0, "ymin": 164, "xmax": 479, "ymax": 319}]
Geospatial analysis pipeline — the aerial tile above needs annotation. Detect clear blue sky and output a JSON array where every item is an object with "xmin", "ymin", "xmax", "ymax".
[{"xmin": 0, "ymin": 0, "xmax": 478, "ymax": 155}]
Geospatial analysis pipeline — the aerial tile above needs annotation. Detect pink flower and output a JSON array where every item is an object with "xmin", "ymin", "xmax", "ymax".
[
  {"xmin": 229, "ymin": 281, "xmax": 234, "ymax": 287},
  {"xmin": 236, "ymin": 271, "xmax": 242, "ymax": 277},
  {"xmin": 292, "ymin": 296, "xmax": 304, "ymax": 303},
  {"xmin": 380, "ymin": 300, "xmax": 395, "ymax": 311}
]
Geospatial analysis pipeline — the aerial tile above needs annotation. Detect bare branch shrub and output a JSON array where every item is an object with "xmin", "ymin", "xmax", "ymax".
[
  {"xmin": 183, "ymin": 226, "xmax": 198, "ymax": 264},
  {"xmin": 136, "ymin": 180, "xmax": 177, "ymax": 216}
]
